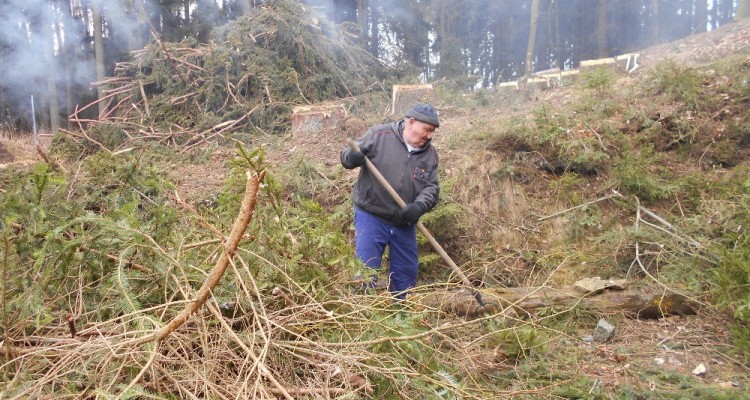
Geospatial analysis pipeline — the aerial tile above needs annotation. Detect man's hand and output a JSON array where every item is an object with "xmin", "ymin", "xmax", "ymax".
[
  {"xmin": 399, "ymin": 203, "xmax": 424, "ymax": 225},
  {"xmin": 348, "ymin": 149, "xmax": 366, "ymax": 167}
]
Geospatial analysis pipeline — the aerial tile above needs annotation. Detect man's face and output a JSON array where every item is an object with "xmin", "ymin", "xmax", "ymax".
[{"xmin": 403, "ymin": 118, "xmax": 437, "ymax": 148}]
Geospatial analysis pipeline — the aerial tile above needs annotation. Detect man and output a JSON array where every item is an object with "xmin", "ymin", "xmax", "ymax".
[{"xmin": 340, "ymin": 103, "xmax": 440, "ymax": 299}]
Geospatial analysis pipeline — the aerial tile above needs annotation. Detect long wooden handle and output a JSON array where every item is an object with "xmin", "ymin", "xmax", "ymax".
[{"xmin": 346, "ymin": 140, "xmax": 486, "ymax": 307}]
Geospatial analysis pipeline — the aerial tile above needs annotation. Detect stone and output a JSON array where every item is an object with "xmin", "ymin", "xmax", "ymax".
[
  {"xmin": 574, "ymin": 277, "xmax": 629, "ymax": 295},
  {"xmin": 593, "ymin": 318, "xmax": 616, "ymax": 343}
]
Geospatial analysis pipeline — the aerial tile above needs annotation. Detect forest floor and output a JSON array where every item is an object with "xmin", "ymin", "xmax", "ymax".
[
  {"xmin": 163, "ymin": 19, "xmax": 750, "ymax": 395},
  {"xmin": 252, "ymin": 18, "xmax": 750, "ymax": 395},
  {"xmin": 2, "ymin": 17, "xmax": 750, "ymax": 399}
]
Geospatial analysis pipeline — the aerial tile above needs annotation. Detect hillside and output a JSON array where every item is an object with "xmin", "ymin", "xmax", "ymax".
[{"xmin": 1, "ymin": 12, "xmax": 750, "ymax": 400}]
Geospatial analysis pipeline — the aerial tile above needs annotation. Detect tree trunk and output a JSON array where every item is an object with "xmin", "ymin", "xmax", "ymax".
[
  {"xmin": 46, "ymin": 20, "xmax": 60, "ymax": 134},
  {"xmin": 525, "ymin": 0, "xmax": 541, "ymax": 76},
  {"xmin": 693, "ymin": 0, "xmax": 708, "ymax": 33},
  {"xmin": 238, "ymin": 0, "xmax": 253, "ymax": 15},
  {"xmin": 738, "ymin": 0, "xmax": 750, "ymax": 19},
  {"xmin": 184, "ymin": 0, "xmax": 191, "ymax": 24},
  {"xmin": 357, "ymin": 0, "xmax": 368, "ymax": 48},
  {"xmin": 91, "ymin": 0, "xmax": 107, "ymax": 119},
  {"xmin": 553, "ymin": 0, "xmax": 562, "ymax": 70},
  {"xmin": 597, "ymin": 0, "xmax": 608, "ymax": 57},
  {"xmin": 369, "ymin": 0, "xmax": 379, "ymax": 58},
  {"xmin": 421, "ymin": 284, "xmax": 700, "ymax": 319},
  {"xmin": 650, "ymin": 0, "xmax": 660, "ymax": 45}
]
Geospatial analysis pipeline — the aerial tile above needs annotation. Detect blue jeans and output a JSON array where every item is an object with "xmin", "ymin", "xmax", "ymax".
[{"xmin": 354, "ymin": 207, "xmax": 418, "ymax": 299}]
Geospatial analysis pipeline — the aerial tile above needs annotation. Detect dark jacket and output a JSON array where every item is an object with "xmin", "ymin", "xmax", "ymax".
[{"xmin": 340, "ymin": 120, "xmax": 440, "ymax": 226}]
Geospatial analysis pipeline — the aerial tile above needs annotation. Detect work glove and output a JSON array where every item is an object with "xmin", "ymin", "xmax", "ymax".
[
  {"xmin": 347, "ymin": 149, "xmax": 366, "ymax": 167},
  {"xmin": 399, "ymin": 203, "xmax": 424, "ymax": 225}
]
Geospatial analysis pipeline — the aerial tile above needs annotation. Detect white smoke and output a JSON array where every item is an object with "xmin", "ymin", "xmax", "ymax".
[{"xmin": 0, "ymin": 0, "xmax": 153, "ymax": 118}]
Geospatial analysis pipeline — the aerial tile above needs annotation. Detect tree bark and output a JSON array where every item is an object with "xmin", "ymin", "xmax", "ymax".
[
  {"xmin": 693, "ymin": 0, "xmax": 708, "ymax": 32},
  {"xmin": 650, "ymin": 0, "xmax": 660, "ymax": 45},
  {"xmin": 738, "ymin": 0, "xmax": 750, "ymax": 19},
  {"xmin": 597, "ymin": 0, "xmax": 608, "ymax": 57},
  {"xmin": 357, "ymin": 0, "xmax": 368, "ymax": 48},
  {"xmin": 151, "ymin": 171, "xmax": 264, "ymax": 343},
  {"xmin": 238, "ymin": 0, "xmax": 252, "ymax": 15},
  {"xmin": 525, "ymin": 0, "xmax": 541, "ymax": 76},
  {"xmin": 421, "ymin": 284, "xmax": 700, "ymax": 319},
  {"xmin": 91, "ymin": 0, "xmax": 107, "ymax": 119},
  {"xmin": 45, "ymin": 8, "xmax": 61, "ymax": 133},
  {"xmin": 553, "ymin": 0, "xmax": 562, "ymax": 70},
  {"xmin": 369, "ymin": 0, "xmax": 379, "ymax": 58}
]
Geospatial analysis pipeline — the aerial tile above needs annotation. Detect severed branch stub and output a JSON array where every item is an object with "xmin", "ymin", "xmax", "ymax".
[{"xmin": 138, "ymin": 170, "xmax": 265, "ymax": 345}]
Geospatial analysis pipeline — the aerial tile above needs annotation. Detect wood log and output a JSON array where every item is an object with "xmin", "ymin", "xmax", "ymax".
[{"xmin": 419, "ymin": 282, "xmax": 699, "ymax": 319}]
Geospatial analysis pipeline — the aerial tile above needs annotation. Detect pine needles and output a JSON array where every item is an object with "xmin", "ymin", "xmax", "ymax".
[{"xmin": 61, "ymin": 0, "xmax": 402, "ymax": 156}]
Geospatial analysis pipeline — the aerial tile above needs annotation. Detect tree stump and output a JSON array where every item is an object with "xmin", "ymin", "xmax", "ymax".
[
  {"xmin": 615, "ymin": 53, "xmax": 641, "ymax": 72},
  {"xmin": 291, "ymin": 103, "xmax": 347, "ymax": 137},
  {"xmin": 559, "ymin": 70, "xmax": 580, "ymax": 86},
  {"xmin": 392, "ymin": 84, "xmax": 436, "ymax": 117},
  {"xmin": 526, "ymin": 77, "xmax": 550, "ymax": 97},
  {"xmin": 579, "ymin": 57, "xmax": 618, "ymax": 72}
]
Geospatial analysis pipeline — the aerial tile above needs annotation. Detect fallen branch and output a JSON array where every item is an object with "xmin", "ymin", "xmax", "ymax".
[
  {"xmin": 35, "ymin": 143, "xmax": 67, "ymax": 174},
  {"xmin": 538, "ymin": 190, "xmax": 622, "ymax": 221},
  {"xmin": 421, "ymin": 282, "xmax": 700, "ymax": 319},
  {"xmin": 137, "ymin": 170, "xmax": 265, "ymax": 345}
]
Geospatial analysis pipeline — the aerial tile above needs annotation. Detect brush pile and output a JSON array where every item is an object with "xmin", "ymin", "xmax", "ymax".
[{"xmin": 61, "ymin": 0, "xmax": 400, "ymax": 154}]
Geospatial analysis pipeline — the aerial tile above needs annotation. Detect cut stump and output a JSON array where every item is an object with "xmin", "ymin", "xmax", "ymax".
[
  {"xmin": 292, "ymin": 103, "xmax": 347, "ymax": 137},
  {"xmin": 392, "ymin": 84, "xmax": 437, "ymax": 117}
]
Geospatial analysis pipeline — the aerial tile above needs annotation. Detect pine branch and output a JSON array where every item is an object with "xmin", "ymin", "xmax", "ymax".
[{"xmin": 138, "ymin": 170, "xmax": 265, "ymax": 346}]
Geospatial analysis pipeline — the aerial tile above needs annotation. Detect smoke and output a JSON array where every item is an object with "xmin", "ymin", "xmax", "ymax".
[
  {"xmin": 0, "ymin": 0, "xmax": 152, "ymax": 122},
  {"xmin": 0, "ymin": 0, "xmax": 58, "ymax": 95}
]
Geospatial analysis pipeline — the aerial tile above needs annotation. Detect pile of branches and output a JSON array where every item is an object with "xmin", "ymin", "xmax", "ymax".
[
  {"xmin": 0, "ymin": 150, "xmax": 525, "ymax": 399},
  {"xmin": 62, "ymin": 0, "xmax": 400, "ymax": 154}
]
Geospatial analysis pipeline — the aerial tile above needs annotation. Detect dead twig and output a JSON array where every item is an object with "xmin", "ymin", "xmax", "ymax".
[
  {"xmin": 35, "ymin": 143, "xmax": 67, "ymax": 174},
  {"xmin": 538, "ymin": 190, "xmax": 622, "ymax": 221}
]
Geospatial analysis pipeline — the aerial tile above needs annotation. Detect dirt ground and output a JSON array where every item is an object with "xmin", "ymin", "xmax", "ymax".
[
  {"xmin": 0, "ymin": 142, "xmax": 14, "ymax": 164},
  {"xmin": 0, "ymin": 136, "xmax": 39, "ymax": 170}
]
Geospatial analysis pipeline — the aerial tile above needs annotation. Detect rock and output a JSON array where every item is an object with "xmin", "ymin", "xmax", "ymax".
[
  {"xmin": 593, "ymin": 318, "xmax": 616, "ymax": 343},
  {"xmin": 574, "ymin": 277, "xmax": 629, "ymax": 295},
  {"xmin": 581, "ymin": 335, "xmax": 594, "ymax": 344},
  {"xmin": 692, "ymin": 363, "xmax": 707, "ymax": 377}
]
